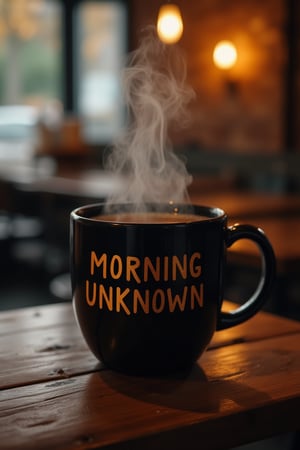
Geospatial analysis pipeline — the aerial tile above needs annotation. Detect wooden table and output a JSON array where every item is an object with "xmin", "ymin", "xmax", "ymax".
[
  {"xmin": 225, "ymin": 216, "xmax": 300, "ymax": 316},
  {"xmin": 227, "ymin": 216, "xmax": 300, "ymax": 273},
  {"xmin": 1, "ymin": 160, "xmax": 300, "ymax": 219},
  {"xmin": 0, "ymin": 302, "xmax": 300, "ymax": 450},
  {"xmin": 190, "ymin": 191, "xmax": 300, "ymax": 221}
]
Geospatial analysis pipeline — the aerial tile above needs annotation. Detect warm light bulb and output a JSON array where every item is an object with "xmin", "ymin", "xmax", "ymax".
[
  {"xmin": 213, "ymin": 41, "xmax": 237, "ymax": 70},
  {"xmin": 157, "ymin": 4, "xmax": 183, "ymax": 44}
]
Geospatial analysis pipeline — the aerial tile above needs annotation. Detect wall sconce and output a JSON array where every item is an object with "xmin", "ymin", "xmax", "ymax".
[
  {"xmin": 213, "ymin": 41, "xmax": 237, "ymax": 70},
  {"xmin": 157, "ymin": 3, "xmax": 183, "ymax": 44},
  {"xmin": 213, "ymin": 40, "xmax": 238, "ymax": 95}
]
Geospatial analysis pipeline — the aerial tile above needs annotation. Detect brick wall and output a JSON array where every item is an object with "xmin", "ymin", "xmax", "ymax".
[{"xmin": 129, "ymin": 0, "xmax": 287, "ymax": 153}]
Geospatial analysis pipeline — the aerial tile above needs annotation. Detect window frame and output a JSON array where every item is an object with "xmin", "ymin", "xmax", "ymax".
[{"xmin": 62, "ymin": 0, "xmax": 129, "ymax": 115}]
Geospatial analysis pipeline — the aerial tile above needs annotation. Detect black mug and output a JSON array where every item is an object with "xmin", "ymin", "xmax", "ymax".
[{"xmin": 70, "ymin": 203, "xmax": 276, "ymax": 375}]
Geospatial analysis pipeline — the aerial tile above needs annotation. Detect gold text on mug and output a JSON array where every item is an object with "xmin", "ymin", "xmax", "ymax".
[
  {"xmin": 85, "ymin": 280, "xmax": 204, "ymax": 315},
  {"xmin": 90, "ymin": 251, "xmax": 202, "ymax": 282}
]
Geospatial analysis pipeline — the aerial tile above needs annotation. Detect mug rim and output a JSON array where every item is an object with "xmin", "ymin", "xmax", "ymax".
[{"xmin": 71, "ymin": 202, "xmax": 226, "ymax": 225}]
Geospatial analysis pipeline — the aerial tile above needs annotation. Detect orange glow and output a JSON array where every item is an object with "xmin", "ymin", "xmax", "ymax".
[
  {"xmin": 213, "ymin": 41, "xmax": 238, "ymax": 70},
  {"xmin": 157, "ymin": 4, "xmax": 183, "ymax": 44}
]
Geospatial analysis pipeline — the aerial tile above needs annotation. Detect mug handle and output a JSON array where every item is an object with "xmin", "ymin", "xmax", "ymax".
[{"xmin": 217, "ymin": 224, "xmax": 276, "ymax": 330}]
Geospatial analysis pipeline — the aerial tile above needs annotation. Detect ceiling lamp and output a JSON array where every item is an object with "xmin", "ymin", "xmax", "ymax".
[{"xmin": 157, "ymin": 3, "xmax": 183, "ymax": 44}]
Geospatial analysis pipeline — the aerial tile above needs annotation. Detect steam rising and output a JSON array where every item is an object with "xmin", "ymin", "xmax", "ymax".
[{"xmin": 105, "ymin": 27, "xmax": 195, "ymax": 210}]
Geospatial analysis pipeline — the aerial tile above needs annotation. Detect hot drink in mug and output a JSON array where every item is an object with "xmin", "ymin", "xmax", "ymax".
[{"xmin": 70, "ymin": 203, "xmax": 276, "ymax": 375}]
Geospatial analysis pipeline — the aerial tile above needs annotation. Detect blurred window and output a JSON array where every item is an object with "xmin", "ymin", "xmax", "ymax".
[
  {"xmin": 0, "ymin": 0, "xmax": 127, "ymax": 149},
  {"xmin": 0, "ymin": 0, "xmax": 62, "ymax": 113},
  {"xmin": 75, "ymin": 1, "xmax": 127, "ymax": 144}
]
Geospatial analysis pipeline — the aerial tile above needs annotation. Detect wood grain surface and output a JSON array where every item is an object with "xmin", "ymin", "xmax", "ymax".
[{"xmin": 0, "ymin": 302, "xmax": 300, "ymax": 450}]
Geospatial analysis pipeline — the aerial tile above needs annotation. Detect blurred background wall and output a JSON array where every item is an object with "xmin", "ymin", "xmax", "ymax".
[{"xmin": 129, "ymin": 0, "xmax": 296, "ymax": 154}]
